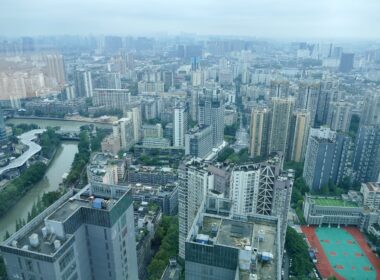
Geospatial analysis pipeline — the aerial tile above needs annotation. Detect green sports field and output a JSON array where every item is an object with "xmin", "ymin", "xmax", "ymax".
[{"xmin": 316, "ymin": 227, "xmax": 376, "ymax": 279}]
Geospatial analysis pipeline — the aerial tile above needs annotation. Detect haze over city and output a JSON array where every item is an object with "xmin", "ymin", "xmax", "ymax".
[
  {"xmin": 1, "ymin": 1, "xmax": 380, "ymax": 280},
  {"xmin": 1, "ymin": 0, "xmax": 380, "ymax": 39}
]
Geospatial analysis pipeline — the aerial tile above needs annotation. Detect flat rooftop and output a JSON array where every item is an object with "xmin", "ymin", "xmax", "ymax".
[
  {"xmin": 313, "ymin": 197, "xmax": 357, "ymax": 207},
  {"xmin": 196, "ymin": 215, "xmax": 278, "ymax": 280}
]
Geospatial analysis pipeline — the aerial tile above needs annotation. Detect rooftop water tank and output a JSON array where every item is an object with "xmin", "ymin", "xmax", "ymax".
[
  {"xmin": 92, "ymin": 198, "xmax": 103, "ymax": 209},
  {"xmin": 41, "ymin": 227, "xmax": 48, "ymax": 238},
  {"xmin": 29, "ymin": 233, "xmax": 39, "ymax": 247},
  {"xmin": 54, "ymin": 240, "xmax": 61, "ymax": 250}
]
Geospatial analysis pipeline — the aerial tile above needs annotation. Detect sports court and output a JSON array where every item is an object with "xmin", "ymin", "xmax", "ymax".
[{"xmin": 302, "ymin": 226, "xmax": 380, "ymax": 280}]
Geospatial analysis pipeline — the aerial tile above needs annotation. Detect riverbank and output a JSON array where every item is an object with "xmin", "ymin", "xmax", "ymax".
[{"xmin": 0, "ymin": 141, "xmax": 78, "ymax": 239}]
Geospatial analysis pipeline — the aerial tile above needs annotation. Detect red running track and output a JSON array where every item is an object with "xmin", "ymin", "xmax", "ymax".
[
  {"xmin": 301, "ymin": 226, "xmax": 345, "ymax": 280},
  {"xmin": 344, "ymin": 227, "xmax": 380, "ymax": 280}
]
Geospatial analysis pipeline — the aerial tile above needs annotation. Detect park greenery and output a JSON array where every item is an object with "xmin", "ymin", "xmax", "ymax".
[
  {"xmin": 147, "ymin": 216, "xmax": 179, "ymax": 280},
  {"xmin": 64, "ymin": 130, "xmax": 90, "ymax": 186},
  {"xmin": 217, "ymin": 147, "xmax": 250, "ymax": 164},
  {"xmin": 285, "ymin": 226, "xmax": 314, "ymax": 278},
  {"xmin": 0, "ymin": 162, "xmax": 47, "ymax": 218},
  {"xmin": 40, "ymin": 127, "xmax": 61, "ymax": 158},
  {"xmin": 10, "ymin": 123, "xmax": 39, "ymax": 136}
]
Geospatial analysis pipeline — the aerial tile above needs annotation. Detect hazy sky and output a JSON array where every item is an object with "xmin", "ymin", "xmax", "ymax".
[{"xmin": 0, "ymin": 0, "xmax": 379, "ymax": 39}]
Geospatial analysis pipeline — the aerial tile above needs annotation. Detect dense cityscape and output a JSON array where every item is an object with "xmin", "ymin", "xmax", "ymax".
[{"xmin": 0, "ymin": 4, "xmax": 380, "ymax": 280}]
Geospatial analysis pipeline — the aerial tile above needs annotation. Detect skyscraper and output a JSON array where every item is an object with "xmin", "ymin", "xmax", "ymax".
[
  {"xmin": 353, "ymin": 125, "xmax": 380, "ymax": 183},
  {"xmin": 178, "ymin": 159, "xmax": 212, "ymax": 258},
  {"xmin": 126, "ymin": 105, "xmax": 142, "ymax": 143},
  {"xmin": 296, "ymin": 82, "xmax": 321, "ymax": 127},
  {"xmin": 0, "ymin": 183, "xmax": 138, "ymax": 280},
  {"xmin": 303, "ymin": 127, "xmax": 352, "ymax": 190},
  {"xmin": 326, "ymin": 101, "xmax": 353, "ymax": 132},
  {"xmin": 339, "ymin": 53, "xmax": 355, "ymax": 73},
  {"xmin": 289, "ymin": 110, "xmax": 310, "ymax": 162},
  {"xmin": 249, "ymin": 107, "xmax": 271, "ymax": 157},
  {"xmin": 173, "ymin": 104, "xmax": 188, "ymax": 147},
  {"xmin": 268, "ymin": 97, "xmax": 294, "ymax": 155},
  {"xmin": 198, "ymin": 90, "xmax": 224, "ymax": 147}
]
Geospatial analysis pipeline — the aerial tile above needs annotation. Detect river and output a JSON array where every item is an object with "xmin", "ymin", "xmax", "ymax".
[
  {"xmin": 0, "ymin": 141, "xmax": 78, "ymax": 239},
  {"xmin": 6, "ymin": 118, "xmax": 112, "ymax": 132}
]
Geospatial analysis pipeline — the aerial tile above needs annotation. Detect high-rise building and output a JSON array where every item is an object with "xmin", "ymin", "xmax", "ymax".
[
  {"xmin": 43, "ymin": 54, "xmax": 66, "ymax": 85},
  {"xmin": 326, "ymin": 101, "xmax": 353, "ymax": 132},
  {"xmin": 185, "ymin": 125, "xmax": 213, "ymax": 159},
  {"xmin": 198, "ymin": 90, "xmax": 224, "ymax": 147},
  {"xmin": 303, "ymin": 127, "xmax": 352, "ymax": 190},
  {"xmin": 287, "ymin": 110, "xmax": 311, "ymax": 162},
  {"xmin": 339, "ymin": 53, "xmax": 355, "ymax": 73},
  {"xmin": 74, "ymin": 69, "xmax": 93, "ymax": 97},
  {"xmin": 249, "ymin": 107, "xmax": 271, "ymax": 157},
  {"xmin": 229, "ymin": 158, "xmax": 293, "ymax": 253},
  {"xmin": 173, "ymin": 105, "xmax": 188, "ymax": 147},
  {"xmin": 21, "ymin": 37, "xmax": 35, "ymax": 53},
  {"xmin": 296, "ymin": 82, "xmax": 321, "ymax": 127},
  {"xmin": 178, "ymin": 159, "xmax": 212, "ymax": 258},
  {"xmin": 0, "ymin": 183, "xmax": 138, "ymax": 280},
  {"xmin": 268, "ymin": 97, "xmax": 294, "ymax": 155},
  {"xmin": 353, "ymin": 125, "xmax": 380, "ymax": 183},
  {"xmin": 269, "ymin": 80, "xmax": 290, "ymax": 99},
  {"xmin": 0, "ymin": 108, "xmax": 7, "ymax": 144},
  {"xmin": 113, "ymin": 117, "xmax": 135, "ymax": 151},
  {"xmin": 126, "ymin": 105, "xmax": 142, "ymax": 143},
  {"xmin": 362, "ymin": 92, "xmax": 380, "ymax": 126}
]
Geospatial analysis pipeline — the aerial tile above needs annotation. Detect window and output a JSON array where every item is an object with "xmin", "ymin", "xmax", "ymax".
[
  {"xmin": 25, "ymin": 260, "xmax": 34, "ymax": 272},
  {"xmin": 59, "ymin": 248, "xmax": 75, "ymax": 271}
]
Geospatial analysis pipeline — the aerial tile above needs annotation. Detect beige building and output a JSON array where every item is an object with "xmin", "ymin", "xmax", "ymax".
[
  {"xmin": 290, "ymin": 110, "xmax": 310, "ymax": 162},
  {"xmin": 249, "ymin": 107, "xmax": 271, "ymax": 157},
  {"xmin": 269, "ymin": 97, "xmax": 295, "ymax": 155}
]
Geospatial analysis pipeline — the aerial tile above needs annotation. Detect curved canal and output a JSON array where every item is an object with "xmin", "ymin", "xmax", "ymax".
[{"xmin": 0, "ymin": 141, "xmax": 78, "ymax": 239}]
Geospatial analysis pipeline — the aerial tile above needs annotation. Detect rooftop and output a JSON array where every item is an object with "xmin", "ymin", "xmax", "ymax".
[
  {"xmin": 313, "ymin": 197, "xmax": 358, "ymax": 207},
  {"xmin": 191, "ymin": 214, "xmax": 278, "ymax": 280}
]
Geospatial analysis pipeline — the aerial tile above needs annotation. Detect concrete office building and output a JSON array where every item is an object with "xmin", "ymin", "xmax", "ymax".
[
  {"xmin": 288, "ymin": 110, "xmax": 310, "ymax": 162},
  {"xmin": 303, "ymin": 127, "xmax": 352, "ymax": 190},
  {"xmin": 0, "ymin": 182, "xmax": 138, "ymax": 280},
  {"xmin": 93, "ymin": 89, "xmax": 131, "ymax": 110},
  {"xmin": 327, "ymin": 101, "xmax": 353, "ymax": 132},
  {"xmin": 178, "ymin": 159, "xmax": 213, "ymax": 258},
  {"xmin": 353, "ymin": 125, "xmax": 380, "ymax": 183},
  {"xmin": 268, "ymin": 97, "xmax": 294, "ymax": 155},
  {"xmin": 185, "ymin": 125, "xmax": 213, "ymax": 159},
  {"xmin": 249, "ymin": 107, "xmax": 271, "ymax": 157},
  {"xmin": 74, "ymin": 69, "xmax": 93, "ymax": 98},
  {"xmin": 173, "ymin": 105, "xmax": 188, "ymax": 148}
]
